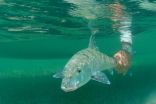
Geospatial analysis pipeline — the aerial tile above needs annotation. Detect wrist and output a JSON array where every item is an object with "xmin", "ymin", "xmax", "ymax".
[{"xmin": 121, "ymin": 42, "xmax": 132, "ymax": 55}]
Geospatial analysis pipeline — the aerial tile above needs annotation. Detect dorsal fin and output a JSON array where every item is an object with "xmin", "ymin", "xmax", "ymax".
[
  {"xmin": 88, "ymin": 20, "xmax": 99, "ymax": 50},
  {"xmin": 88, "ymin": 31, "xmax": 96, "ymax": 49}
]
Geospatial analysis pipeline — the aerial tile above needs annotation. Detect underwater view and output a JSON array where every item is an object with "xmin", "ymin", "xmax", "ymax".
[{"xmin": 0, "ymin": 0, "xmax": 156, "ymax": 104}]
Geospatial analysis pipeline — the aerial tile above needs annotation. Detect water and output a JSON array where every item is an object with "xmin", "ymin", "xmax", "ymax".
[{"xmin": 0, "ymin": 0, "xmax": 156, "ymax": 104}]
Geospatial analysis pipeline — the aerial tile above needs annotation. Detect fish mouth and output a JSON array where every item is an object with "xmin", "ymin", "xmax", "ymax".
[
  {"xmin": 61, "ymin": 78, "xmax": 80, "ymax": 92},
  {"xmin": 61, "ymin": 85, "xmax": 78, "ymax": 92}
]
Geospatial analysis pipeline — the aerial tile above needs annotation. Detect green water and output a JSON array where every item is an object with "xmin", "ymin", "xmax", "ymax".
[{"xmin": 0, "ymin": 0, "xmax": 156, "ymax": 104}]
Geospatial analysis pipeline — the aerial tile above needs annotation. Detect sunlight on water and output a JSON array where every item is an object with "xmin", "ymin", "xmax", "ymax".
[
  {"xmin": 139, "ymin": 1, "xmax": 156, "ymax": 11},
  {"xmin": 0, "ymin": 0, "xmax": 5, "ymax": 4},
  {"xmin": 0, "ymin": 0, "xmax": 155, "ymax": 42},
  {"xmin": 130, "ymin": 0, "xmax": 156, "ymax": 11},
  {"xmin": 64, "ymin": 0, "xmax": 112, "ymax": 19}
]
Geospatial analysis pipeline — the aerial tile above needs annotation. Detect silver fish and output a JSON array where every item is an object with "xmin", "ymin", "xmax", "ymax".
[{"xmin": 53, "ymin": 35, "xmax": 116, "ymax": 92}]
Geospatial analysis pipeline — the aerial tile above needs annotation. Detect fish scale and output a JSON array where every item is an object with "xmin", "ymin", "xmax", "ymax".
[{"xmin": 66, "ymin": 48, "xmax": 116, "ymax": 74}]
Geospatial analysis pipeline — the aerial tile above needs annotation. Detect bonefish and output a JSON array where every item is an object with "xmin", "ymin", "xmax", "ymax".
[{"xmin": 53, "ymin": 35, "xmax": 116, "ymax": 92}]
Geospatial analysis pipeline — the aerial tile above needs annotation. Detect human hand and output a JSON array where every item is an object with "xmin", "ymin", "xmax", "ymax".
[{"xmin": 114, "ymin": 50, "xmax": 131, "ymax": 75}]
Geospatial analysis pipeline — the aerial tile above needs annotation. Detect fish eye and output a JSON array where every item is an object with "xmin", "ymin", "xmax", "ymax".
[{"xmin": 77, "ymin": 69, "xmax": 81, "ymax": 73}]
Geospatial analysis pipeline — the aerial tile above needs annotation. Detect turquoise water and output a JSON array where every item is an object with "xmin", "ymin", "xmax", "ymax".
[{"xmin": 0, "ymin": 0, "xmax": 156, "ymax": 104}]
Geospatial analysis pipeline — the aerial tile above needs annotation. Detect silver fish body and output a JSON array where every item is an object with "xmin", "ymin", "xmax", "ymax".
[
  {"xmin": 54, "ymin": 47, "xmax": 116, "ymax": 92},
  {"xmin": 64, "ymin": 48, "xmax": 116, "ymax": 77}
]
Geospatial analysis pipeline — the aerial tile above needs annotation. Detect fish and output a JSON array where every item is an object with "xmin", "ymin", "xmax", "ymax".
[{"xmin": 53, "ymin": 34, "xmax": 117, "ymax": 92}]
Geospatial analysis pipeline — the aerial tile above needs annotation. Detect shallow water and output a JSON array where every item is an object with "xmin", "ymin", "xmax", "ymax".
[{"xmin": 0, "ymin": 0, "xmax": 156, "ymax": 104}]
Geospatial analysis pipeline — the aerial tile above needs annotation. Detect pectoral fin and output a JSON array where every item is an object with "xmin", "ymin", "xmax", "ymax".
[
  {"xmin": 91, "ymin": 71, "xmax": 111, "ymax": 85},
  {"xmin": 109, "ymin": 70, "xmax": 114, "ymax": 76},
  {"xmin": 53, "ymin": 71, "xmax": 64, "ymax": 78}
]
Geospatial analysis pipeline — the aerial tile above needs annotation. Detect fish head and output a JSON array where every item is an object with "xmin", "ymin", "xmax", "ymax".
[{"xmin": 61, "ymin": 60, "xmax": 91, "ymax": 92}]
